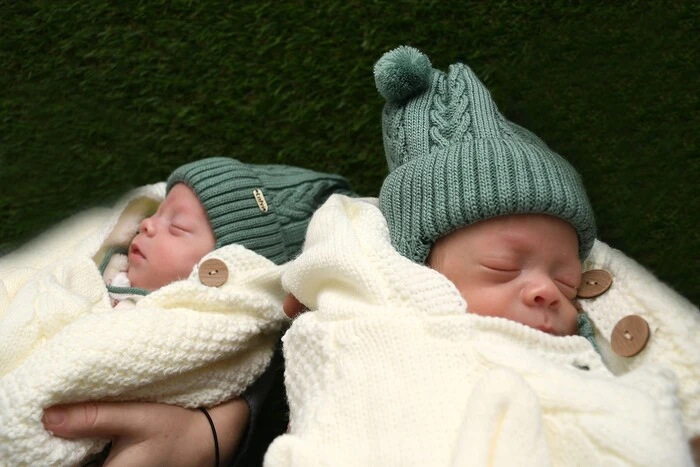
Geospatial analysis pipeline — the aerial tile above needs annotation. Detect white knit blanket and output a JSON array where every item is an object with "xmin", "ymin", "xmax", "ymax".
[
  {"xmin": 0, "ymin": 183, "xmax": 287, "ymax": 467},
  {"xmin": 265, "ymin": 195, "xmax": 696, "ymax": 466},
  {"xmin": 581, "ymin": 239, "xmax": 700, "ymax": 439}
]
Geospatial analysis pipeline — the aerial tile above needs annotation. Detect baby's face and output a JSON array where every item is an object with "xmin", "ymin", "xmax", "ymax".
[
  {"xmin": 427, "ymin": 214, "xmax": 581, "ymax": 336},
  {"xmin": 127, "ymin": 183, "xmax": 215, "ymax": 291}
]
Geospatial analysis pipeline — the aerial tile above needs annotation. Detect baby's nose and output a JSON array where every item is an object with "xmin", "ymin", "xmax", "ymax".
[
  {"xmin": 139, "ymin": 216, "xmax": 156, "ymax": 235},
  {"xmin": 524, "ymin": 279, "xmax": 560, "ymax": 309}
]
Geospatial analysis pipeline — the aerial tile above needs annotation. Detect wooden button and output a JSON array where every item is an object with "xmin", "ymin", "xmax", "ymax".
[
  {"xmin": 611, "ymin": 315, "xmax": 650, "ymax": 357},
  {"xmin": 577, "ymin": 269, "xmax": 613, "ymax": 298},
  {"xmin": 198, "ymin": 258, "xmax": 229, "ymax": 287}
]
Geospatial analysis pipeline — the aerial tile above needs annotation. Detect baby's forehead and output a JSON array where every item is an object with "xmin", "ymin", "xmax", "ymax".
[
  {"xmin": 163, "ymin": 184, "xmax": 203, "ymax": 208},
  {"xmin": 437, "ymin": 214, "xmax": 580, "ymax": 257},
  {"xmin": 160, "ymin": 184, "xmax": 210, "ymax": 222}
]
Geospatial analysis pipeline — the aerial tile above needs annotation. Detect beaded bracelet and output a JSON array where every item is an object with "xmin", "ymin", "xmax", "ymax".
[{"xmin": 199, "ymin": 407, "xmax": 220, "ymax": 467}]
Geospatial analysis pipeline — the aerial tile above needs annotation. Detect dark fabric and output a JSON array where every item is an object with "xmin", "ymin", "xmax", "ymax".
[{"xmin": 230, "ymin": 337, "xmax": 288, "ymax": 467}]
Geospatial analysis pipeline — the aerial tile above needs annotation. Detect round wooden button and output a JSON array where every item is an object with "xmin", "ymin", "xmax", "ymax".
[
  {"xmin": 577, "ymin": 269, "xmax": 613, "ymax": 298},
  {"xmin": 611, "ymin": 315, "xmax": 650, "ymax": 357},
  {"xmin": 198, "ymin": 258, "xmax": 229, "ymax": 287}
]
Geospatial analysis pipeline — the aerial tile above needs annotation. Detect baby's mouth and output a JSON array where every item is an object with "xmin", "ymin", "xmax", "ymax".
[
  {"xmin": 534, "ymin": 323, "xmax": 555, "ymax": 335},
  {"xmin": 130, "ymin": 243, "xmax": 146, "ymax": 260}
]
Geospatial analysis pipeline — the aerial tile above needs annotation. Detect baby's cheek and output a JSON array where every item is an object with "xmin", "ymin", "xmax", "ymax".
[
  {"xmin": 461, "ymin": 283, "xmax": 510, "ymax": 318},
  {"xmin": 174, "ymin": 257, "xmax": 201, "ymax": 282},
  {"xmin": 127, "ymin": 265, "xmax": 142, "ymax": 285},
  {"xmin": 564, "ymin": 304, "xmax": 580, "ymax": 335}
]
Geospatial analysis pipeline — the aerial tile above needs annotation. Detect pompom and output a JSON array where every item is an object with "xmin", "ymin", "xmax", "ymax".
[{"xmin": 374, "ymin": 46, "xmax": 432, "ymax": 103}]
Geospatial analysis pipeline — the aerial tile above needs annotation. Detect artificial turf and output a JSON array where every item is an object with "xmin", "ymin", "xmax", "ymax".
[{"xmin": 1, "ymin": 1, "xmax": 698, "ymax": 304}]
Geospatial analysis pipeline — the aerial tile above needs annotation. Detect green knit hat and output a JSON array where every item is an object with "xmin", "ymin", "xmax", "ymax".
[
  {"xmin": 374, "ymin": 46, "xmax": 596, "ymax": 264},
  {"xmin": 167, "ymin": 157, "xmax": 353, "ymax": 265}
]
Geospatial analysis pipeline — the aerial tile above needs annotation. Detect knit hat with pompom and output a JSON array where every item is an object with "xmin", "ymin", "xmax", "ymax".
[{"xmin": 374, "ymin": 46, "xmax": 596, "ymax": 263}]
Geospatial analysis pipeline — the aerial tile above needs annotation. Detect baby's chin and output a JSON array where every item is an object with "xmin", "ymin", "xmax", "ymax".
[
  {"xmin": 129, "ymin": 269, "xmax": 196, "ymax": 291},
  {"xmin": 127, "ymin": 270, "xmax": 158, "ymax": 291}
]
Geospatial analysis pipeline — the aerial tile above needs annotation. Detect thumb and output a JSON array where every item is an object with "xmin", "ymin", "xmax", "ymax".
[{"xmin": 43, "ymin": 402, "xmax": 144, "ymax": 439}]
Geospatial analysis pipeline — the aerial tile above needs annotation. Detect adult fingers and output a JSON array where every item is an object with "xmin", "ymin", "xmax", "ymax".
[{"xmin": 43, "ymin": 402, "xmax": 147, "ymax": 439}]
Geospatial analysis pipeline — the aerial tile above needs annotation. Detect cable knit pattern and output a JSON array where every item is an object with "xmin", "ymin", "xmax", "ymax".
[
  {"xmin": 265, "ymin": 195, "xmax": 692, "ymax": 467},
  {"xmin": 374, "ymin": 46, "xmax": 596, "ymax": 263},
  {"xmin": 580, "ymin": 239, "xmax": 700, "ymax": 438},
  {"xmin": 0, "ymin": 184, "xmax": 287, "ymax": 467}
]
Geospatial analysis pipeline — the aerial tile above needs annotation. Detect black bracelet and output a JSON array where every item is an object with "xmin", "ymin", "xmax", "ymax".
[{"xmin": 199, "ymin": 407, "xmax": 220, "ymax": 467}]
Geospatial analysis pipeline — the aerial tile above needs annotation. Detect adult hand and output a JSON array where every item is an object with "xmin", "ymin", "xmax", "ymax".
[
  {"xmin": 282, "ymin": 293, "xmax": 308, "ymax": 319},
  {"xmin": 43, "ymin": 398, "xmax": 250, "ymax": 467}
]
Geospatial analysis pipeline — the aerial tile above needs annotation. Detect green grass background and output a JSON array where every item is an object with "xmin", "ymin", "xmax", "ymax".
[{"xmin": 1, "ymin": 1, "xmax": 698, "ymax": 304}]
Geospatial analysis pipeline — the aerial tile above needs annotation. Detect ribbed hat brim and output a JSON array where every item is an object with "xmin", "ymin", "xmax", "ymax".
[
  {"xmin": 168, "ymin": 157, "xmax": 354, "ymax": 264},
  {"xmin": 380, "ymin": 139, "xmax": 596, "ymax": 263}
]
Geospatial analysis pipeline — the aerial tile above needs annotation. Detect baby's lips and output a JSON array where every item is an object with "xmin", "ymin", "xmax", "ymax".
[{"xmin": 129, "ymin": 243, "xmax": 146, "ymax": 260}]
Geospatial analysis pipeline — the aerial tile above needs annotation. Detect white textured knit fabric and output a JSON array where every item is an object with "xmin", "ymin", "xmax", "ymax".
[
  {"xmin": 264, "ymin": 195, "xmax": 693, "ymax": 467},
  {"xmin": 580, "ymin": 240, "xmax": 700, "ymax": 439},
  {"xmin": 0, "ymin": 183, "xmax": 288, "ymax": 467}
]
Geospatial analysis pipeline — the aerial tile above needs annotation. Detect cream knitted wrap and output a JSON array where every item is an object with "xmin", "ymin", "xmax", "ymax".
[
  {"xmin": 581, "ymin": 240, "xmax": 700, "ymax": 439},
  {"xmin": 0, "ymin": 183, "xmax": 287, "ymax": 467},
  {"xmin": 265, "ymin": 194, "xmax": 696, "ymax": 466}
]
